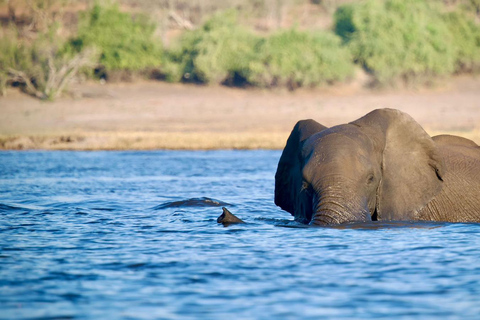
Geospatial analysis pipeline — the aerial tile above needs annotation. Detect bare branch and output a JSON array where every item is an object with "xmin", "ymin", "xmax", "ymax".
[
  {"xmin": 169, "ymin": 10, "xmax": 194, "ymax": 30},
  {"xmin": 7, "ymin": 68, "xmax": 46, "ymax": 99}
]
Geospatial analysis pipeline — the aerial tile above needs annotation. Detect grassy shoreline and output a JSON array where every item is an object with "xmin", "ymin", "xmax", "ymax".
[
  {"xmin": 2, "ymin": 129, "xmax": 479, "ymax": 151},
  {"xmin": 0, "ymin": 132, "xmax": 290, "ymax": 150}
]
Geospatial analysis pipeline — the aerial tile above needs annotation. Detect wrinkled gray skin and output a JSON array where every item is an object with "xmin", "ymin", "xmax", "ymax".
[{"xmin": 275, "ymin": 108, "xmax": 480, "ymax": 225}]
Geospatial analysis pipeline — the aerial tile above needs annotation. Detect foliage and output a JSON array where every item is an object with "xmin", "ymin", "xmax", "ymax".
[
  {"xmin": 2, "ymin": 0, "xmax": 480, "ymax": 98},
  {"xmin": 165, "ymin": 10, "xmax": 259, "ymax": 85},
  {"xmin": 0, "ymin": 26, "xmax": 97, "ymax": 100},
  {"xmin": 0, "ymin": 30, "xmax": 24, "ymax": 96},
  {"xmin": 444, "ymin": 10, "xmax": 480, "ymax": 73},
  {"xmin": 333, "ymin": 4, "xmax": 355, "ymax": 44},
  {"xmin": 166, "ymin": 10, "xmax": 354, "ymax": 88},
  {"xmin": 334, "ymin": 0, "xmax": 459, "ymax": 85},
  {"xmin": 247, "ymin": 28, "xmax": 354, "ymax": 88},
  {"xmin": 434, "ymin": 0, "xmax": 480, "ymax": 15},
  {"xmin": 72, "ymin": 3, "xmax": 162, "ymax": 73},
  {"xmin": 469, "ymin": 0, "xmax": 480, "ymax": 13}
]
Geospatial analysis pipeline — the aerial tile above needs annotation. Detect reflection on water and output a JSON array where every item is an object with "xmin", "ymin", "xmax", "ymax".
[{"xmin": 1, "ymin": 151, "xmax": 480, "ymax": 319}]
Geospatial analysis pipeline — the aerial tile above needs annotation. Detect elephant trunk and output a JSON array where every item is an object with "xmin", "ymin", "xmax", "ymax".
[{"xmin": 309, "ymin": 189, "xmax": 372, "ymax": 225}]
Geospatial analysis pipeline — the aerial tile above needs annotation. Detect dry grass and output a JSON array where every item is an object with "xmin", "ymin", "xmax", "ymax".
[
  {"xmin": 0, "ymin": 131, "xmax": 290, "ymax": 150},
  {"xmin": 1, "ymin": 129, "xmax": 478, "ymax": 151}
]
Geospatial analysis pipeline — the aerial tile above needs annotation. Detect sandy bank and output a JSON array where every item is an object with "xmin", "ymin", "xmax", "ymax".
[{"xmin": 1, "ymin": 76, "xmax": 480, "ymax": 150}]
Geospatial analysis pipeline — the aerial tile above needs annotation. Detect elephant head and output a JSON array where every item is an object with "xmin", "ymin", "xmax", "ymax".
[{"xmin": 275, "ymin": 108, "xmax": 445, "ymax": 225}]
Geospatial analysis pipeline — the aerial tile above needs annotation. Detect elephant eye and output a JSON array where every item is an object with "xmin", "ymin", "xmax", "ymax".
[
  {"xmin": 301, "ymin": 181, "xmax": 310, "ymax": 191},
  {"xmin": 301, "ymin": 181, "xmax": 313, "ymax": 196}
]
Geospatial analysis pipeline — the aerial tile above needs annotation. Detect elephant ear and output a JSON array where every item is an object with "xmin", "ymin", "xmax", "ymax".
[
  {"xmin": 352, "ymin": 109, "xmax": 445, "ymax": 220},
  {"xmin": 275, "ymin": 119, "xmax": 328, "ymax": 221}
]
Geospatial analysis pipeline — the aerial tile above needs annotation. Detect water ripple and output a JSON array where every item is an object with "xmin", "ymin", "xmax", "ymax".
[{"xmin": 1, "ymin": 150, "xmax": 480, "ymax": 320}]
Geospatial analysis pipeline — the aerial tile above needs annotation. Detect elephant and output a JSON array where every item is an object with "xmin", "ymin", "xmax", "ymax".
[{"xmin": 275, "ymin": 108, "xmax": 480, "ymax": 225}]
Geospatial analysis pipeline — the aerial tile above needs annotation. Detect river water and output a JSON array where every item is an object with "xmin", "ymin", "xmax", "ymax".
[{"xmin": 1, "ymin": 151, "xmax": 480, "ymax": 319}]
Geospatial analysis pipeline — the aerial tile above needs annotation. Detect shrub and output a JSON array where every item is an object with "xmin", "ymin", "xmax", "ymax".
[
  {"xmin": 334, "ymin": 0, "xmax": 458, "ymax": 85},
  {"xmin": 0, "ymin": 26, "xmax": 97, "ymax": 100},
  {"xmin": 247, "ymin": 28, "xmax": 354, "ymax": 89},
  {"xmin": 444, "ymin": 10, "xmax": 480, "ymax": 73},
  {"xmin": 165, "ymin": 10, "xmax": 259, "ymax": 85},
  {"xmin": 333, "ymin": 4, "xmax": 355, "ymax": 44},
  {"xmin": 0, "ymin": 29, "xmax": 30, "ymax": 96},
  {"xmin": 166, "ymin": 10, "xmax": 354, "ymax": 88},
  {"xmin": 72, "ymin": 3, "xmax": 162, "ymax": 75}
]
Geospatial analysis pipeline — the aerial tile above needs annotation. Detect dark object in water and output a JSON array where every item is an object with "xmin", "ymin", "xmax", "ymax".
[
  {"xmin": 154, "ymin": 197, "xmax": 231, "ymax": 209},
  {"xmin": 217, "ymin": 207, "xmax": 245, "ymax": 226}
]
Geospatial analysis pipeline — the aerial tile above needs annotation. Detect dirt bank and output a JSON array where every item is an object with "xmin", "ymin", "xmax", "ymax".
[{"xmin": 1, "ymin": 76, "xmax": 480, "ymax": 150}]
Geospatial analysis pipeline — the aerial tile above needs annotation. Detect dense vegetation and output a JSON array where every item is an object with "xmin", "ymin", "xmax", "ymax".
[
  {"xmin": 1, "ymin": 0, "xmax": 479, "ymax": 99},
  {"xmin": 164, "ymin": 10, "xmax": 260, "ymax": 85},
  {"xmin": 164, "ymin": 11, "xmax": 353, "ymax": 88},
  {"xmin": 334, "ymin": 0, "xmax": 480, "ymax": 85},
  {"xmin": 247, "ymin": 28, "xmax": 353, "ymax": 88},
  {"xmin": 0, "ymin": 26, "xmax": 98, "ymax": 100},
  {"xmin": 71, "ymin": 3, "xmax": 162, "ymax": 78}
]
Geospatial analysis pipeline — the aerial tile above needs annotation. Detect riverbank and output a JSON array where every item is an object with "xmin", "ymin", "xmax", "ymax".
[{"xmin": 1, "ymin": 76, "xmax": 480, "ymax": 150}]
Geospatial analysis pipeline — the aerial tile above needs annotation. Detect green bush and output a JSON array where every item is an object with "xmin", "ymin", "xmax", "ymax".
[
  {"xmin": 0, "ymin": 26, "xmax": 97, "ymax": 100},
  {"xmin": 166, "ymin": 10, "xmax": 354, "ymax": 88},
  {"xmin": 444, "ymin": 10, "xmax": 480, "ymax": 72},
  {"xmin": 72, "ymin": 3, "xmax": 162, "ymax": 74},
  {"xmin": 334, "ymin": 0, "xmax": 458, "ymax": 85},
  {"xmin": 247, "ymin": 28, "xmax": 354, "ymax": 89},
  {"xmin": 333, "ymin": 4, "xmax": 355, "ymax": 44},
  {"xmin": 0, "ymin": 30, "xmax": 31, "ymax": 96},
  {"xmin": 165, "ymin": 10, "xmax": 259, "ymax": 84},
  {"xmin": 469, "ymin": 0, "xmax": 480, "ymax": 13}
]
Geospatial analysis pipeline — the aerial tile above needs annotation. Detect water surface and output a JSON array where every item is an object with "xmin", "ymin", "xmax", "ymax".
[{"xmin": 1, "ymin": 151, "xmax": 480, "ymax": 319}]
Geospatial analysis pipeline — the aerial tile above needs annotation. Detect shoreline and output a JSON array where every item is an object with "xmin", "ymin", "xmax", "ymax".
[
  {"xmin": 1, "ymin": 77, "xmax": 480, "ymax": 150},
  {"xmin": 2, "ymin": 129, "xmax": 478, "ymax": 151},
  {"xmin": 0, "ymin": 131, "xmax": 289, "ymax": 150}
]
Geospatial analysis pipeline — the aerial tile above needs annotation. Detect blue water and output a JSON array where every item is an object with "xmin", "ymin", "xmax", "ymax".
[{"xmin": 1, "ymin": 151, "xmax": 480, "ymax": 320}]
